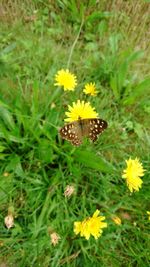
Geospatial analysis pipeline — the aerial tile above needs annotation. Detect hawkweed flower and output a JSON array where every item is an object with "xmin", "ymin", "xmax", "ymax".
[
  {"xmin": 54, "ymin": 69, "xmax": 77, "ymax": 91},
  {"xmin": 0, "ymin": 241, "xmax": 4, "ymax": 247},
  {"xmin": 65, "ymin": 100, "xmax": 98, "ymax": 122},
  {"xmin": 4, "ymin": 214, "xmax": 14, "ymax": 229},
  {"xmin": 3, "ymin": 172, "xmax": 9, "ymax": 177},
  {"xmin": 74, "ymin": 210, "xmax": 107, "ymax": 240},
  {"xmin": 147, "ymin": 211, "xmax": 150, "ymax": 220},
  {"xmin": 50, "ymin": 232, "xmax": 61, "ymax": 246},
  {"xmin": 122, "ymin": 157, "xmax": 145, "ymax": 193},
  {"xmin": 112, "ymin": 216, "xmax": 122, "ymax": 225},
  {"xmin": 83, "ymin": 82, "xmax": 97, "ymax": 96},
  {"xmin": 64, "ymin": 185, "xmax": 75, "ymax": 198}
]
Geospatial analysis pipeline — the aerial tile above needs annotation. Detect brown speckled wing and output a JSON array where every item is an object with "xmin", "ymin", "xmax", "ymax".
[
  {"xmin": 59, "ymin": 121, "xmax": 82, "ymax": 146},
  {"xmin": 59, "ymin": 118, "xmax": 107, "ymax": 146}
]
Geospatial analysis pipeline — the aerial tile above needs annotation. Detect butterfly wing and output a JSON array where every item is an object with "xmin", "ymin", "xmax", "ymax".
[
  {"xmin": 59, "ymin": 118, "xmax": 108, "ymax": 146},
  {"xmin": 84, "ymin": 118, "xmax": 108, "ymax": 142},
  {"xmin": 59, "ymin": 121, "xmax": 82, "ymax": 146}
]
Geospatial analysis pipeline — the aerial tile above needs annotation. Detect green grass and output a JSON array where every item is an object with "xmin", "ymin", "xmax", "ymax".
[{"xmin": 0, "ymin": 1, "xmax": 150, "ymax": 266}]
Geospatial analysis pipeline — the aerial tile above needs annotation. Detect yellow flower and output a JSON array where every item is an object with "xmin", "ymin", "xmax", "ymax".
[
  {"xmin": 65, "ymin": 100, "xmax": 98, "ymax": 122},
  {"xmin": 74, "ymin": 210, "xmax": 107, "ymax": 240},
  {"xmin": 83, "ymin": 82, "xmax": 97, "ymax": 96},
  {"xmin": 147, "ymin": 211, "xmax": 150, "ymax": 220},
  {"xmin": 54, "ymin": 69, "xmax": 77, "ymax": 91},
  {"xmin": 122, "ymin": 157, "xmax": 145, "ymax": 193},
  {"xmin": 112, "ymin": 216, "xmax": 122, "ymax": 225},
  {"xmin": 3, "ymin": 172, "xmax": 10, "ymax": 177}
]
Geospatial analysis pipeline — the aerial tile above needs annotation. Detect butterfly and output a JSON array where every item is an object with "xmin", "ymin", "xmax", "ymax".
[{"xmin": 59, "ymin": 118, "xmax": 108, "ymax": 146}]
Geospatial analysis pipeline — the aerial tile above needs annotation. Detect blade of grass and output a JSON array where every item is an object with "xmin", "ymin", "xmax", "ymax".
[{"xmin": 74, "ymin": 149, "xmax": 114, "ymax": 173}]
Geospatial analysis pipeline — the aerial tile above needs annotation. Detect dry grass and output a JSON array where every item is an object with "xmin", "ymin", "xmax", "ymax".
[
  {"xmin": 105, "ymin": 0, "xmax": 150, "ymax": 75},
  {"xmin": 106, "ymin": 0, "xmax": 150, "ymax": 48},
  {"xmin": 0, "ymin": 0, "xmax": 36, "ymax": 23},
  {"xmin": 0, "ymin": 0, "xmax": 149, "ymax": 76}
]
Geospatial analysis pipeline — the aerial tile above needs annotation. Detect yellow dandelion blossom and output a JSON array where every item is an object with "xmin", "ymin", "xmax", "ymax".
[
  {"xmin": 65, "ymin": 100, "xmax": 98, "ymax": 122},
  {"xmin": 74, "ymin": 220, "xmax": 90, "ymax": 240},
  {"xmin": 122, "ymin": 157, "xmax": 145, "ymax": 193},
  {"xmin": 112, "ymin": 216, "xmax": 122, "ymax": 225},
  {"xmin": 83, "ymin": 82, "xmax": 97, "ymax": 96},
  {"xmin": 54, "ymin": 69, "xmax": 77, "ymax": 91},
  {"xmin": 3, "ymin": 172, "xmax": 10, "ymax": 177},
  {"xmin": 74, "ymin": 210, "xmax": 107, "ymax": 240},
  {"xmin": 147, "ymin": 211, "xmax": 150, "ymax": 220}
]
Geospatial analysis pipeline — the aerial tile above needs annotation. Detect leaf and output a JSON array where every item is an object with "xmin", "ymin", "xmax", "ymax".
[
  {"xmin": 0, "ymin": 144, "xmax": 7, "ymax": 159},
  {"xmin": 126, "ymin": 50, "xmax": 144, "ymax": 64},
  {"xmin": 134, "ymin": 122, "xmax": 145, "ymax": 139},
  {"xmin": 98, "ymin": 20, "xmax": 108, "ymax": 37},
  {"xmin": 117, "ymin": 61, "xmax": 128, "ymax": 92},
  {"xmin": 86, "ymin": 11, "xmax": 111, "ymax": 24},
  {"xmin": 0, "ymin": 127, "xmax": 25, "ymax": 143},
  {"xmin": 123, "ymin": 77, "xmax": 150, "ymax": 105},
  {"xmin": 0, "ymin": 101, "xmax": 15, "ymax": 130},
  {"xmin": 0, "ymin": 153, "xmax": 7, "ymax": 159},
  {"xmin": 37, "ymin": 139, "xmax": 54, "ymax": 164},
  {"xmin": 110, "ymin": 74, "xmax": 119, "ymax": 100},
  {"xmin": 74, "ymin": 150, "xmax": 114, "ymax": 173},
  {"xmin": 109, "ymin": 34, "xmax": 122, "ymax": 54},
  {"xmin": 6, "ymin": 155, "xmax": 24, "ymax": 175},
  {"xmin": 0, "ymin": 145, "xmax": 6, "ymax": 152},
  {"xmin": 0, "ymin": 42, "xmax": 16, "ymax": 56}
]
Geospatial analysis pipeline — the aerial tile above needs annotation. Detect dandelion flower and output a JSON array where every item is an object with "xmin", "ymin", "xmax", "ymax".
[
  {"xmin": 112, "ymin": 216, "xmax": 122, "ymax": 225},
  {"xmin": 122, "ymin": 157, "xmax": 145, "ymax": 193},
  {"xmin": 0, "ymin": 241, "xmax": 4, "ymax": 247},
  {"xmin": 147, "ymin": 211, "xmax": 150, "ymax": 220},
  {"xmin": 83, "ymin": 82, "xmax": 97, "ymax": 96},
  {"xmin": 74, "ymin": 209, "xmax": 107, "ymax": 240},
  {"xmin": 64, "ymin": 185, "xmax": 75, "ymax": 198},
  {"xmin": 65, "ymin": 100, "xmax": 98, "ymax": 122},
  {"xmin": 3, "ymin": 172, "xmax": 9, "ymax": 177},
  {"xmin": 50, "ymin": 232, "xmax": 61, "ymax": 246},
  {"xmin": 54, "ymin": 69, "xmax": 77, "ymax": 91}
]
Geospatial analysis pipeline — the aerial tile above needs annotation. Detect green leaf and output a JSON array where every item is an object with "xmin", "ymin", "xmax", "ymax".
[
  {"xmin": 123, "ymin": 77, "xmax": 150, "ymax": 105},
  {"xmin": 74, "ymin": 150, "xmax": 114, "ymax": 173},
  {"xmin": 0, "ymin": 101, "xmax": 15, "ymax": 130},
  {"xmin": 109, "ymin": 34, "xmax": 122, "ymax": 54},
  {"xmin": 134, "ymin": 122, "xmax": 145, "ymax": 139},
  {"xmin": 117, "ymin": 61, "xmax": 128, "ymax": 92},
  {"xmin": 0, "ymin": 144, "xmax": 6, "ymax": 152},
  {"xmin": 86, "ymin": 11, "xmax": 111, "ymax": 24},
  {"xmin": 110, "ymin": 74, "xmax": 119, "ymax": 100},
  {"xmin": 0, "ymin": 153, "xmax": 7, "ymax": 159},
  {"xmin": 98, "ymin": 20, "xmax": 108, "ymax": 37},
  {"xmin": 0, "ymin": 42, "xmax": 16, "ymax": 56},
  {"xmin": 126, "ymin": 50, "xmax": 144, "ymax": 64},
  {"xmin": 0, "ymin": 128, "xmax": 25, "ymax": 143},
  {"xmin": 37, "ymin": 139, "xmax": 54, "ymax": 164}
]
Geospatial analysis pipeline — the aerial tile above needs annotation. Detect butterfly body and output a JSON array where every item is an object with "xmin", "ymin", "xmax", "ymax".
[{"xmin": 59, "ymin": 118, "xmax": 107, "ymax": 146}]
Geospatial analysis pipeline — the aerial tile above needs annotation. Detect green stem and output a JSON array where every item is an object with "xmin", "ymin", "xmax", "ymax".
[
  {"xmin": 32, "ymin": 188, "xmax": 52, "ymax": 238},
  {"xmin": 67, "ymin": 17, "xmax": 84, "ymax": 69}
]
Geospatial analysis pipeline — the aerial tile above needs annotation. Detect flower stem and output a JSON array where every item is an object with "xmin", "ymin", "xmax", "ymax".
[{"xmin": 67, "ymin": 17, "xmax": 84, "ymax": 69}]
